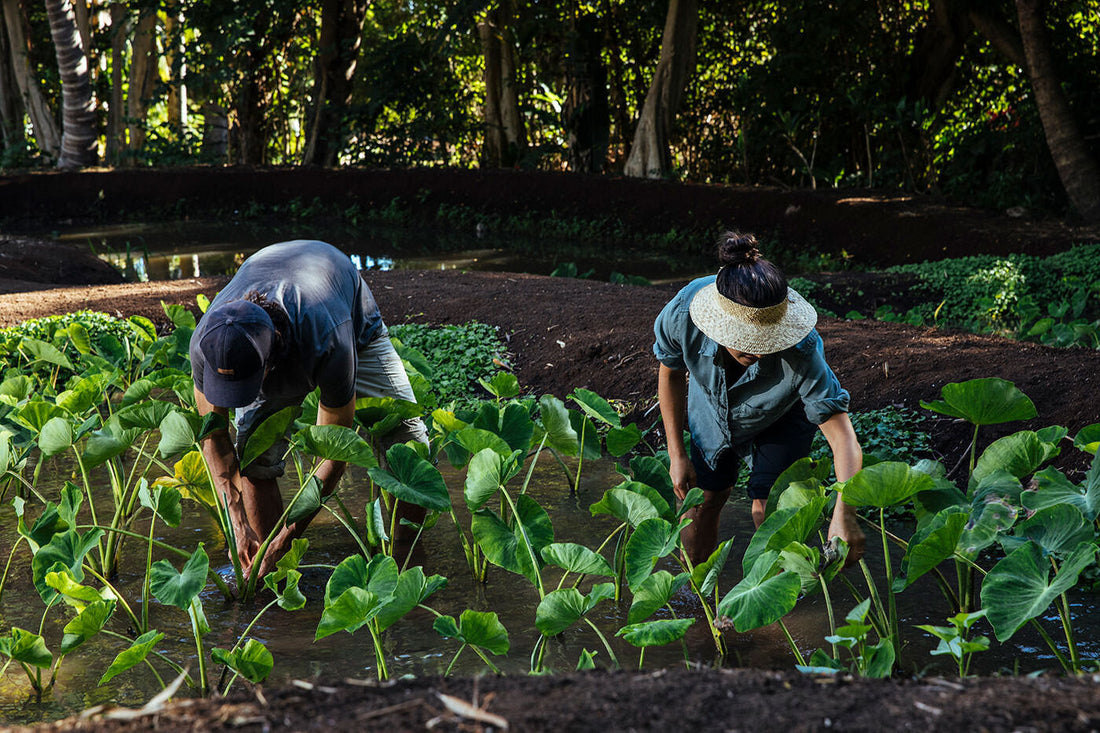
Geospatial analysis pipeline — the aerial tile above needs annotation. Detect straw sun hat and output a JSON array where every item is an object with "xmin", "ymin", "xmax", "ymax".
[{"xmin": 689, "ymin": 283, "xmax": 818, "ymax": 355}]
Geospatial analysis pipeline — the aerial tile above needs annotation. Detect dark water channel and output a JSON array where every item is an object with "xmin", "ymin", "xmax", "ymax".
[
  {"xmin": 43, "ymin": 221, "xmax": 712, "ymax": 284},
  {"xmin": 2, "ymin": 450, "xmax": 1094, "ymax": 725}
]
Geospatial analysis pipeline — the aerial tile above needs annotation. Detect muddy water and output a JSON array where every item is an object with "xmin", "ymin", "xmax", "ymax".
[
  {"xmin": 0, "ymin": 454, "xmax": 1093, "ymax": 724},
  {"xmin": 46, "ymin": 221, "xmax": 712, "ymax": 284}
]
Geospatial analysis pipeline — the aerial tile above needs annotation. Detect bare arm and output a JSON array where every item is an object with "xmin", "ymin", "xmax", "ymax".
[
  {"xmin": 819, "ymin": 412, "xmax": 865, "ymax": 565},
  {"xmin": 313, "ymin": 396, "xmax": 356, "ymax": 497},
  {"xmin": 194, "ymin": 386, "xmax": 242, "ymax": 496},
  {"xmin": 658, "ymin": 363, "xmax": 695, "ymax": 500}
]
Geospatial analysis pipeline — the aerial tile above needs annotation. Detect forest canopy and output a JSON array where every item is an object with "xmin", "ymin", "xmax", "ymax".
[{"xmin": 1, "ymin": 0, "xmax": 1097, "ymax": 219}]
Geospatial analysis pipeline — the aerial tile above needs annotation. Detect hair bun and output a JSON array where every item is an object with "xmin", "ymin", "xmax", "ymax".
[{"xmin": 718, "ymin": 232, "xmax": 760, "ymax": 267}]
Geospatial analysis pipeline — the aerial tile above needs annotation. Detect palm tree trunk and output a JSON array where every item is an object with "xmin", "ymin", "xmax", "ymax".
[
  {"xmin": 45, "ymin": 0, "xmax": 97, "ymax": 168},
  {"xmin": 3, "ymin": 0, "xmax": 60, "ymax": 158}
]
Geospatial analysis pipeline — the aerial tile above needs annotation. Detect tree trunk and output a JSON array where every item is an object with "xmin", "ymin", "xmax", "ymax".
[
  {"xmin": 623, "ymin": 0, "xmax": 697, "ymax": 179},
  {"xmin": 201, "ymin": 101, "xmax": 228, "ymax": 160},
  {"xmin": 302, "ymin": 0, "xmax": 369, "ymax": 167},
  {"xmin": 479, "ymin": 1, "xmax": 525, "ymax": 168},
  {"xmin": 124, "ymin": 8, "xmax": 158, "ymax": 159},
  {"xmin": 165, "ymin": 10, "xmax": 185, "ymax": 132},
  {"xmin": 563, "ymin": 11, "xmax": 609, "ymax": 174},
  {"xmin": 3, "ymin": 0, "xmax": 60, "ymax": 158},
  {"xmin": 0, "ymin": 3, "xmax": 26, "ymax": 150},
  {"xmin": 231, "ymin": 11, "xmax": 300, "ymax": 164},
  {"xmin": 45, "ymin": 0, "xmax": 97, "ymax": 167},
  {"xmin": 1014, "ymin": 0, "xmax": 1100, "ymax": 222},
  {"xmin": 908, "ymin": 0, "xmax": 972, "ymax": 108},
  {"xmin": 105, "ymin": 0, "xmax": 125, "ymax": 163}
]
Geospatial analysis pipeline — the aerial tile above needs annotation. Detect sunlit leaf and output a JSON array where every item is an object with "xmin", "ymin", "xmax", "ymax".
[
  {"xmin": 617, "ymin": 618, "xmax": 694, "ymax": 648},
  {"xmin": 840, "ymin": 462, "xmax": 935, "ymax": 508},
  {"xmin": 433, "ymin": 610, "xmax": 510, "ymax": 655},
  {"xmin": 541, "ymin": 542, "xmax": 614, "ymax": 577},
  {"xmin": 61, "ymin": 600, "xmax": 115, "ymax": 654},
  {"xmin": 535, "ymin": 583, "xmax": 614, "ymax": 636},
  {"xmin": 624, "ymin": 518, "xmax": 680, "ymax": 591},
  {"xmin": 293, "ymin": 424, "xmax": 378, "ymax": 469},
  {"xmin": 717, "ymin": 551, "xmax": 801, "ymax": 632},
  {"xmin": 368, "ymin": 443, "xmax": 451, "ymax": 512},
  {"xmin": 150, "ymin": 545, "xmax": 210, "ymax": 610},
  {"xmin": 99, "ymin": 630, "xmax": 164, "ymax": 685},
  {"xmin": 0, "ymin": 628, "xmax": 52, "ymax": 669},
  {"xmin": 212, "ymin": 639, "xmax": 274, "ymax": 683},
  {"xmin": 570, "ymin": 388, "xmax": 621, "ymax": 428},
  {"xmin": 919, "ymin": 378, "xmax": 1036, "ymax": 425},
  {"xmin": 742, "ymin": 497, "xmax": 827, "ymax": 574}
]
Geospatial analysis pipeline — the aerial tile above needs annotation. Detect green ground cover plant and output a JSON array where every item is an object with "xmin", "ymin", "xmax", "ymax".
[{"xmin": 2, "ymin": 309, "xmax": 1099, "ymax": 713}]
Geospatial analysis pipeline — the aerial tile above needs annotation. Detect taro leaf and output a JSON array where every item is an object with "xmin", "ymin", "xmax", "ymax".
[
  {"xmin": 82, "ymin": 421, "xmax": 142, "ymax": 468},
  {"xmin": 796, "ymin": 648, "xmax": 845, "ymax": 675},
  {"xmin": 99, "ymin": 630, "xmax": 164, "ymax": 685},
  {"xmin": 569, "ymin": 411, "xmax": 602, "ymax": 460},
  {"xmin": 570, "ymin": 388, "xmax": 621, "ymax": 428},
  {"xmin": 779, "ymin": 541, "xmax": 823, "ymax": 595},
  {"xmin": 677, "ymin": 488, "xmax": 706, "ymax": 517},
  {"xmin": 162, "ymin": 302, "xmax": 197, "ymax": 329},
  {"xmin": 138, "ymin": 482, "xmax": 183, "ymax": 527},
  {"xmin": 129, "ymin": 314, "xmax": 159, "ymax": 341},
  {"xmin": 692, "ymin": 537, "xmax": 733, "ymax": 597},
  {"xmin": 264, "ymin": 568, "xmax": 307, "ymax": 611},
  {"xmin": 1024, "ymin": 454, "xmax": 1100, "ymax": 521},
  {"xmin": 121, "ymin": 378, "xmax": 155, "ymax": 408},
  {"xmin": 61, "ymin": 600, "xmax": 116, "ymax": 654},
  {"xmin": 1036, "ymin": 425, "xmax": 1069, "ymax": 447},
  {"xmin": 240, "ymin": 406, "xmax": 298, "ymax": 471},
  {"xmin": 117, "ymin": 400, "xmax": 177, "ymax": 430},
  {"xmin": 541, "ymin": 542, "xmax": 614, "ymax": 577},
  {"xmin": 157, "ymin": 410, "xmax": 202, "ymax": 459},
  {"xmin": 32, "ymin": 528, "xmax": 104, "ymax": 603},
  {"xmin": 535, "ymin": 583, "xmax": 615, "ymax": 636},
  {"xmin": 764, "ymin": 457, "xmax": 833, "ymax": 517},
  {"xmin": 624, "ymin": 517, "xmax": 681, "ymax": 591},
  {"xmin": 627, "ymin": 571, "xmax": 690, "ymax": 624},
  {"xmin": 840, "ymin": 462, "xmax": 935, "ymax": 508},
  {"xmin": 1012, "ymin": 505, "xmax": 1092, "ymax": 555},
  {"xmin": 577, "ymin": 649, "xmax": 598, "ymax": 670},
  {"xmin": 980, "ymin": 541, "xmax": 1098, "ymax": 642},
  {"xmin": 472, "ymin": 402, "xmax": 534, "ymax": 453},
  {"xmin": 538, "ymin": 395, "xmax": 579, "ymax": 455},
  {"xmin": 892, "ymin": 507, "xmax": 968, "ymax": 591},
  {"xmin": 391, "ymin": 340, "xmax": 433, "ymax": 379},
  {"xmin": 472, "ymin": 495, "xmax": 554, "ymax": 586},
  {"xmin": 14, "ymin": 401, "xmax": 66, "ymax": 433},
  {"xmin": 286, "ymin": 476, "xmax": 323, "ymax": 525},
  {"xmin": 1073, "ymin": 423, "xmax": 1100, "ymax": 455},
  {"xmin": 717, "ymin": 550, "xmax": 801, "ymax": 632},
  {"xmin": 368, "ymin": 443, "xmax": 451, "ymax": 512},
  {"xmin": 464, "ymin": 447, "xmax": 522, "ymax": 511},
  {"xmin": 629, "ymin": 455, "xmax": 676, "ymax": 508},
  {"xmin": 45, "ymin": 569, "xmax": 108, "ymax": 611},
  {"xmin": 324, "ymin": 554, "xmax": 399, "ymax": 606},
  {"xmin": 316, "ymin": 588, "xmax": 383, "ymax": 639},
  {"xmin": 617, "ymin": 618, "xmax": 694, "ymax": 648},
  {"xmin": 776, "ymin": 479, "xmax": 828, "ymax": 513},
  {"xmin": 56, "ymin": 377, "xmax": 106, "ymax": 416},
  {"xmin": 156, "ymin": 451, "xmax": 215, "ymax": 509},
  {"xmin": 293, "ymin": 424, "xmax": 378, "ymax": 469},
  {"xmin": 37, "ymin": 416, "xmax": 72, "ymax": 458},
  {"xmin": 0, "ymin": 374, "xmax": 33, "ymax": 401},
  {"xmin": 0, "ymin": 431, "xmax": 10, "ymax": 474},
  {"xmin": 958, "ymin": 499, "xmax": 1017, "ymax": 560},
  {"xmin": 270, "ymin": 537, "xmax": 309, "ymax": 577},
  {"xmin": 453, "ymin": 426, "xmax": 513, "ymax": 460},
  {"xmin": 479, "ymin": 372, "xmax": 521, "ymax": 400},
  {"xmin": 742, "ymin": 497, "xmax": 827, "ymax": 575},
  {"xmin": 15, "ymin": 500, "xmax": 65, "ymax": 553},
  {"xmin": 355, "ymin": 396, "xmax": 418, "ymax": 432},
  {"xmin": 212, "ymin": 639, "xmax": 274, "ymax": 683},
  {"xmin": 0, "ymin": 628, "xmax": 52, "ymax": 669},
  {"xmin": 606, "ymin": 424, "xmax": 642, "ymax": 457},
  {"xmin": 968, "ymin": 468, "xmax": 1022, "ymax": 506},
  {"xmin": 19, "ymin": 337, "xmax": 73, "ymax": 371},
  {"xmin": 972, "ymin": 431, "xmax": 1055, "ymax": 484},
  {"xmin": 376, "ymin": 567, "xmax": 433, "ymax": 632},
  {"xmin": 433, "ymin": 610, "xmax": 510, "ymax": 655},
  {"xmin": 365, "ymin": 497, "xmax": 388, "ymax": 546},
  {"xmin": 589, "ymin": 487, "xmax": 662, "ymax": 528},
  {"xmin": 919, "ymin": 377, "xmax": 1037, "ymax": 425},
  {"xmin": 862, "ymin": 639, "xmax": 897, "ymax": 679},
  {"xmin": 66, "ymin": 321, "xmax": 92, "ymax": 354},
  {"xmin": 150, "ymin": 544, "xmax": 210, "ymax": 610}
]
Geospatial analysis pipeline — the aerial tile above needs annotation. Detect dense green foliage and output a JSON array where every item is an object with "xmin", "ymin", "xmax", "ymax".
[
  {"xmin": 6, "ymin": 1, "xmax": 1098, "ymax": 215},
  {"xmin": 389, "ymin": 321, "xmax": 509, "ymax": 409}
]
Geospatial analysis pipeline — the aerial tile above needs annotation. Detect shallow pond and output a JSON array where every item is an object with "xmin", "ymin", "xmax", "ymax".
[
  {"xmin": 42, "ymin": 221, "xmax": 712, "ymax": 284},
  {"xmin": 2, "ymin": 449, "xmax": 1094, "ymax": 725}
]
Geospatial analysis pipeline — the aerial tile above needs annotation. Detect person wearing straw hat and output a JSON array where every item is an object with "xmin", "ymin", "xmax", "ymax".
[
  {"xmin": 653, "ymin": 233, "xmax": 864, "ymax": 567},
  {"xmin": 190, "ymin": 240, "xmax": 428, "ymax": 579}
]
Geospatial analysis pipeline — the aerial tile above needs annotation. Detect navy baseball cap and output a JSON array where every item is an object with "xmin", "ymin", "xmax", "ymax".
[{"xmin": 197, "ymin": 300, "xmax": 274, "ymax": 408}]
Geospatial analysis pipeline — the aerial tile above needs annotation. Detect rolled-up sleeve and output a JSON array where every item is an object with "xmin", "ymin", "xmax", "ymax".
[
  {"xmin": 797, "ymin": 334, "xmax": 850, "ymax": 424},
  {"xmin": 653, "ymin": 296, "xmax": 688, "ymax": 370}
]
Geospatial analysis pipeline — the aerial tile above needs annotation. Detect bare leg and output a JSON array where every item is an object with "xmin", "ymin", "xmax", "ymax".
[
  {"xmin": 751, "ymin": 498, "xmax": 767, "ymax": 529},
  {"xmin": 680, "ymin": 487, "xmax": 731, "ymax": 567}
]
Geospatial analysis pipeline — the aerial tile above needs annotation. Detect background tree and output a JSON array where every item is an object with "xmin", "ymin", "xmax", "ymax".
[
  {"xmin": 623, "ymin": 0, "xmax": 696, "ymax": 178},
  {"xmin": 478, "ymin": 0, "xmax": 526, "ymax": 167},
  {"xmin": 44, "ymin": 0, "xmax": 97, "ymax": 168}
]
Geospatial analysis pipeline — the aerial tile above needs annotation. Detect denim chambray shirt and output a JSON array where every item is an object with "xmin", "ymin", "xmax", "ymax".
[{"xmin": 653, "ymin": 276, "xmax": 850, "ymax": 470}]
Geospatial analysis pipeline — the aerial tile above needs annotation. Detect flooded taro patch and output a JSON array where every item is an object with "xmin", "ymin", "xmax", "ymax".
[{"xmin": 1, "ymin": 307, "xmax": 1100, "ymax": 726}]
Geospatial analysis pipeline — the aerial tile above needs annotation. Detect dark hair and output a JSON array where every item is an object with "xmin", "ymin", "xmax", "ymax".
[
  {"xmin": 244, "ymin": 290, "xmax": 290, "ymax": 361},
  {"xmin": 714, "ymin": 232, "xmax": 787, "ymax": 307}
]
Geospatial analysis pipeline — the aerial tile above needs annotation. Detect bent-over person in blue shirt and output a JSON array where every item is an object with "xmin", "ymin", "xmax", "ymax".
[
  {"xmin": 190, "ymin": 240, "xmax": 428, "ymax": 580},
  {"xmin": 653, "ymin": 233, "xmax": 865, "ymax": 567}
]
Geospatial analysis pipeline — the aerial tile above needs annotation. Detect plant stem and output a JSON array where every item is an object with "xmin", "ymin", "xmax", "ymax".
[
  {"xmin": 583, "ymin": 617, "xmax": 619, "ymax": 670},
  {"xmin": 444, "ymin": 645, "xmax": 465, "ymax": 677},
  {"xmin": 819, "ymin": 575, "xmax": 838, "ymax": 659},
  {"xmin": 777, "ymin": 619, "xmax": 806, "ymax": 667},
  {"xmin": 188, "ymin": 605, "xmax": 208, "ymax": 695}
]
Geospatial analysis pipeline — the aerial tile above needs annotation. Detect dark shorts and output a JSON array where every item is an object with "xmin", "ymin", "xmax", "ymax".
[{"xmin": 690, "ymin": 406, "xmax": 819, "ymax": 500}]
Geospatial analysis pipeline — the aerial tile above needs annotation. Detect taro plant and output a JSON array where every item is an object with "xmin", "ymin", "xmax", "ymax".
[
  {"xmin": 432, "ymin": 609, "xmax": 510, "ymax": 676},
  {"xmin": 916, "ymin": 609, "xmax": 990, "ymax": 677},
  {"xmin": 798, "ymin": 599, "xmax": 895, "ymax": 678}
]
